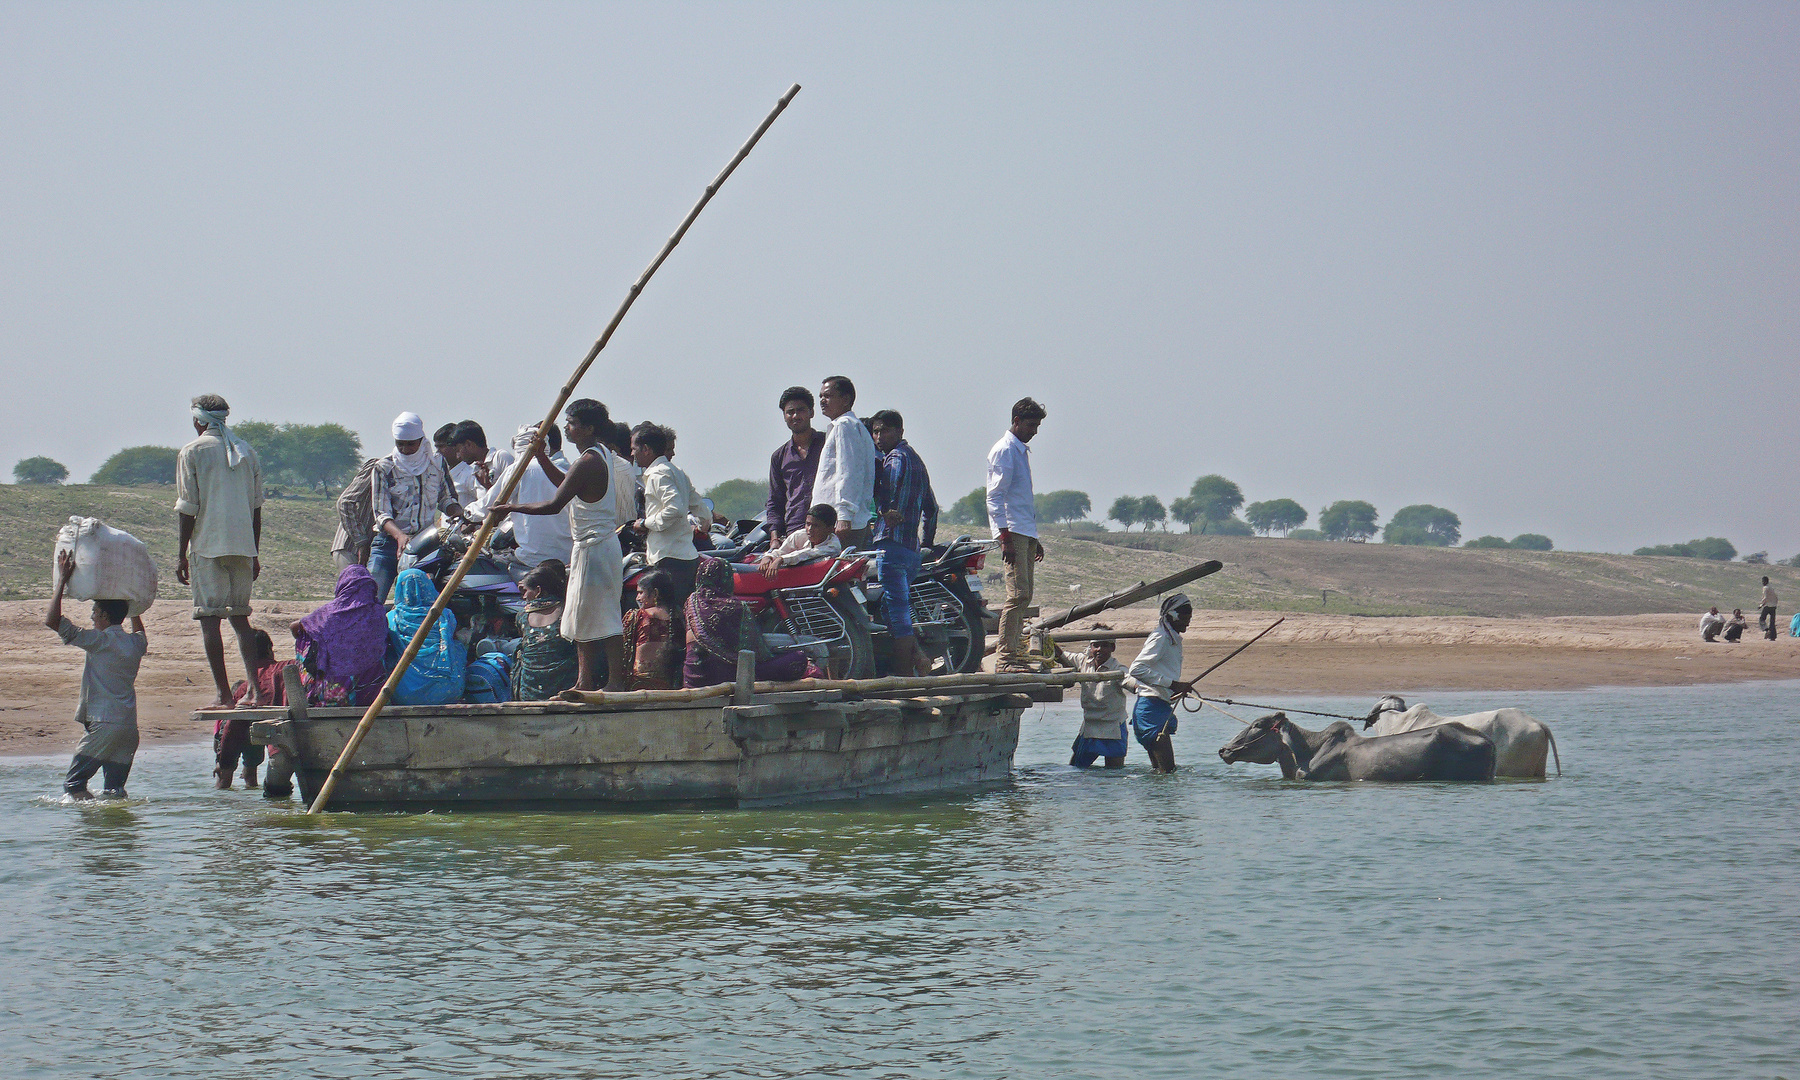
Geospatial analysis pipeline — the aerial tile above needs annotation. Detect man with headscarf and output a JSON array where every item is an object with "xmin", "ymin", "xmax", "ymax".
[
  {"xmin": 368, "ymin": 411, "xmax": 462, "ymax": 604},
  {"xmin": 175, "ymin": 393, "xmax": 268, "ymax": 709},
  {"xmin": 1124, "ymin": 594, "xmax": 1195, "ymax": 773}
]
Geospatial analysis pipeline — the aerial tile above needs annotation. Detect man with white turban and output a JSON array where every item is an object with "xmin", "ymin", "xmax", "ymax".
[
  {"xmin": 367, "ymin": 411, "xmax": 463, "ymax": 604},
  {"xmin": 175, "ymin": 393, "xmax": 267, "ymax": 711},
  {"xmin": 1123, "ymin": 593, "xmax": 1195, "ymax": 773}
]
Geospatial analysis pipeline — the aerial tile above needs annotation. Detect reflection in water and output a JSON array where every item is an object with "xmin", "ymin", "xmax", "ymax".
[{"xmin": 2, "ymin": 685, "xmax": 1798, "ymax": 1079}]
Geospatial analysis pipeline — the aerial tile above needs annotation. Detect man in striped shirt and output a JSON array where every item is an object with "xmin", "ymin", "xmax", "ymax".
[{"xmin": 870, "ymin": 410, "xmax": 938, "ymax": 676}]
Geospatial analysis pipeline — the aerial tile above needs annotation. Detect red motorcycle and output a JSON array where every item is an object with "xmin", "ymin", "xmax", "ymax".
[{"xmin": 623, "ymin": 547, "xmax": 879, "ymax": 678}]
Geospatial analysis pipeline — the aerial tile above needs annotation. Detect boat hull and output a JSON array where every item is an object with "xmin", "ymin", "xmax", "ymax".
[{"xmin": 252, "ymin": 693, "xmax": 1029, "ymax": 809}]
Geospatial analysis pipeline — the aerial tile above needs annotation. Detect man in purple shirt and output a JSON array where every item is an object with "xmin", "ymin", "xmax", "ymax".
[{"xmin": 764, "ymin": 386, "xmax": 823, "ymax": 541}]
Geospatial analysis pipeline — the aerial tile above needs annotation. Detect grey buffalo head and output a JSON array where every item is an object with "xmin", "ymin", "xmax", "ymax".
[
  {"xmin": 1218, "ymin": 713, "xmax": 1289, "ymax": 765},
  {"xmin": 1362, "ymin": 693, "xmax": 1407, "ymax": 729}
]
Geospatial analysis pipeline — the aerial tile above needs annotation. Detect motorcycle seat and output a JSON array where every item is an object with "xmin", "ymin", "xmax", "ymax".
[{"xmin": 729, "ymin": 556, "xmax": 868, "ymax": 596}]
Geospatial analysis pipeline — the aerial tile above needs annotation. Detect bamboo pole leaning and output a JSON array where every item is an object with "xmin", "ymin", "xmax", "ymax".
[{"xmin": 306, "ymin": 83, "xmax": 802, "ymax": 814}]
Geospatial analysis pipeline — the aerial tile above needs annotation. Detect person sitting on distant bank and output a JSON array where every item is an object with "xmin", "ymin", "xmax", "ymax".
[
  {"xmin": 756, "ymin": 504, "xmax": 842, "ymax": 578},
  {"xmin": 1699, "ymin": 607, "xmax": 1724, "ymax": 642},
  {"xmin": 1722, "ymin": 608, "xmax": 1749, "ymax": 643}
]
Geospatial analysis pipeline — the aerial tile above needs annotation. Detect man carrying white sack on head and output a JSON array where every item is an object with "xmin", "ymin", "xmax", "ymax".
[
  {"xmin": 368, "ymin": 411, "xmax": 463, "ymax": 605},
  {"xmin": 175, "ymin": 393, "xmax": 268, "ymax": 710}
]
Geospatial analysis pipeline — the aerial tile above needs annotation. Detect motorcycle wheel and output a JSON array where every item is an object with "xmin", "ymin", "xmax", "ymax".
[
  {"xmin": 827, "ymin": 589, "xmax": 877, "ymax": 680},
  {"xmin": 942, "ymin": 577, "xmax": 987, "ymax": 674}
]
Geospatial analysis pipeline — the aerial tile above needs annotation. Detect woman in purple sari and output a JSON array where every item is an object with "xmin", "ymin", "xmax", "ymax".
[
  {"xmin": 683, "ymin": 556, "xmax": 808, "ymax": 687},
  {"xmin": 289, "ymin": 564, "xmax": 390, "ymax": 706}
]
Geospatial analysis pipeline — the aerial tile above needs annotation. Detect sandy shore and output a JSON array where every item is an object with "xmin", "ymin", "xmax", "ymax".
[{"xmin": 1, "ymin": 600, "xmax": 1793, "ymax": 757}]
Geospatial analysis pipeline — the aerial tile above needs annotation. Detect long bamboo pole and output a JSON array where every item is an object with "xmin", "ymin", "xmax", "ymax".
[{"xmin": 306, "ymin": 83, "xmax": 802, "ymax": 813}]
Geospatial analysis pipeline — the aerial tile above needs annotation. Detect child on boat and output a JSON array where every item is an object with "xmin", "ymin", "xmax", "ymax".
[
  {"xmin": 512, "ymin": 560, "xmax": 579, "ymax": 700},
  {"xmin": 621, "ymin": 570, "xmax": 680, "ymax": 690},
  {"xmin": 1124, "ymin": 594, "xmax": 1195, "ymax": 774},
  {"xmin": 45, "ymin": 551, "xmax": 147, "ymax": 800}
]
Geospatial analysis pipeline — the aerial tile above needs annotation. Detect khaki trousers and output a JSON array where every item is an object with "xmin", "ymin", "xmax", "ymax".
[{"xmin": 998, "ymin": 533, "xmax": 1039, "ymax": 663}]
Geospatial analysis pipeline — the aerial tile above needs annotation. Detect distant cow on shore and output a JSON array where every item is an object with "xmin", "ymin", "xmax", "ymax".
[
  {"xmin": 1362, "ymin": 695, "xmax": 1560, "ymax": 779},
  {"xmin": 1218, "ymin": 712, "xmax": 1495, "ymax": 782}
]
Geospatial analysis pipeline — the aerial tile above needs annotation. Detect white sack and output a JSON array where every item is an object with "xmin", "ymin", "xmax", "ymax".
[{"xmin": 53, "ymin": 516, "xmax": 158, "ymax": 617}]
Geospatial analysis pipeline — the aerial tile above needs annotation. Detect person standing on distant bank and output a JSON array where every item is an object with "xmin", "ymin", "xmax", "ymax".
[
  {"xmin": 987, "ymin": 397, "xmax": 1047, "ymax": 672},
  {"xmin": 175, "ymin": 394, "xmax": 268, "ymax": 709},
  {"xmin": 1759, "ymin": 576, "xmax": 1779, "ymax": 641},
  {"xmin": 812, "ymin": 375, "xmax": 877, "ymax": 548}
]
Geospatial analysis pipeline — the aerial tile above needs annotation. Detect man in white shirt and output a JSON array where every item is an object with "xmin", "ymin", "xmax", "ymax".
[
  {"xmin": 629, "ymin": 422, "xmax": 701, "ymax": 615},
  {"xmin": 1760, "ymin": 576, "xmax": 1779, "ymax": 641},
  {"xmin": 757, "ymin": 504, "xmax": 843, "ymax": 578},
  {"xmin": 1699, "ymin": 606, "xmax": 1725, "ymax": 642},
  {"xmin": 174, "ymin": 393, "xmax": 267, "ymax": 709},
  {"xmin": 811, "ymin": 375, "xmax": 877, "ymax": 548},
  {"xmin": 470, "ymin": 423, "xmax": 574, "ymax": 570},
  {"xmin": 986, "ymin": 397, "xmax": 1047, "ymax": 672},
  {"xmin": 1125, "ymin": 594, "xmax": 1196, "ymax": 773}
]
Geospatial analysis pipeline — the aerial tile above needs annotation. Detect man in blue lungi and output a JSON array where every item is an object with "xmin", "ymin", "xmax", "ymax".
[{"xmin": 1126, "ymin": 594, "xmax": 1195, "ymax": 774}]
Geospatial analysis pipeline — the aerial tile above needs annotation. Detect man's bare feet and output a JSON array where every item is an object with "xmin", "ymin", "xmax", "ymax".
[
  {"xmin": 198, "ymin": 696, "xmax": 236, "ymax": 712},
  {"xmin": 214, "ymin": 766, "xmax": 233, "ymax": 790},
  {"xmin": 66, "ymin": 789, "xmax": 94, "ymax": 802}
]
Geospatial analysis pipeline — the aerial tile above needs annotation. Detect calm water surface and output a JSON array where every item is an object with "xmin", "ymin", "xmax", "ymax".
[{"xmin": 3, "ymin": 683, "xmax": 1796, "ymax": 1079}]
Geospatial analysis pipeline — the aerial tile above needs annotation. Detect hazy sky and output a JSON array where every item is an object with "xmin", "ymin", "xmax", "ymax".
[{"xmin": 4, "ymin": 2, "xmax": 1795, "ymax": 555}]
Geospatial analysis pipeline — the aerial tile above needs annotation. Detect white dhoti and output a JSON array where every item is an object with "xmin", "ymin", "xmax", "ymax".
[{"xmin": 562, "ymin": 533, "xmax": 624, "ymax": 642}]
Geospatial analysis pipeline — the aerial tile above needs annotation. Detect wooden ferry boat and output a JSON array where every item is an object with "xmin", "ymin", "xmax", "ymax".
[{"xmin": 230, "ymin": 671, "xmax": 1104, "ymax": 810}]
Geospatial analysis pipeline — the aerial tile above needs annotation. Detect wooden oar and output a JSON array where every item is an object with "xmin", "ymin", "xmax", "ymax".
[{"xmin": 307, "ymin": 84, "xmax": 803, "ymax": 813}]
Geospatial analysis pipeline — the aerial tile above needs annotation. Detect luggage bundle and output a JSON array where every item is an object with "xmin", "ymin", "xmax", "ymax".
[{"xmin": 53, "ymin": 517, "xmax": 159, "ymax": 616}]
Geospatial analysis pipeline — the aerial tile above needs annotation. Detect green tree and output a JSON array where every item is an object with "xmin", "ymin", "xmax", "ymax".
[
  {"xmin": 1688, "ymin": 537, "xmax": 1737, "ymax": 561},
  {"xmin": 1108, "ymin": 495, "xmax": 1143, "ymax": 530},
  {"xmin": 1168, "ymin": 496, "xmax": 1200, "ymax": 531},
  {"xmin": 945, "ymin": 486, "xmax": 988, "ymax": 527},
  {"xmin": 91, "ymin": 446, "xmax": 179, "ymax": 485},
  {"xmin": 1244, "ymin": 498, "xmax": 1308, "ymax": 536},
  {"xmin": 1034, "ymin": 489, "xmax": 1091, "ymax": 524},
  {"xmin": 703, "ymin": 478, "xmax": 770, "ymax": 522},
  {"xmin": 1186, "ymin": 474, "xmax": 1245, "ymax": 533},
  {"xmin": 1510, "ymin": 533, "xmax": 1553, "ymax": 551},
  {"xmin": 1137, "ymin": 495, "xmax": 1167, "ymax": 530},
  {"xmin": 1288, "ymin": 528, "xmax": 1325, "ymax": 541},
  {"xmin": 1465, "ymin": 535, "xmax": 1511, "ymax": 549},
  {"xmin": 236, "ymin": 421, "xmax": 363, "ymax": 490},
  {"xmin": 13, "ymin": 456, "xmax": 69, "ymax": 484},
  {"xmin": 1635, "ymin": 543, "xmax": 1694, "ymax": 557},
  {"xmin": 1319, "ymin": 500, "xmax": 1379, "ymax": 541},
  {"xmin": 1383, "ymin": 504, "xmax": 1461, "ymax": 547}
]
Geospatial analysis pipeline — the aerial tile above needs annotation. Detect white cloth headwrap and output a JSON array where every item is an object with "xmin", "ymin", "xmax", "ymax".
[
  {"xmin": 1159, "ymin": 592, "xmax": 1192, "ymax": 634},
  {"xmin": 391, "ymin": 412, "xmax": 432, "ymax": 477},
  {"xmin": 392, "ymin": 412, "xmax": 426, "ymax": 441},
  {"xmin": 191, "ymin": 406, "xmax": 250, "ymax": 469}
]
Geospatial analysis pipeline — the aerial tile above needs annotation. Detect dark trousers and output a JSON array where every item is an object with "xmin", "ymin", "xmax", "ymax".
[
  {"xmin": 1761, "ymin": 606, "xmax": 1778, "ymax": 640},
  {"xmin": 214, "ymin": 716, "xmax": 267, "ymax": 772},
  {"xmin": 65, "ymin": 755, "xmax": 131, "ymax": 795}
]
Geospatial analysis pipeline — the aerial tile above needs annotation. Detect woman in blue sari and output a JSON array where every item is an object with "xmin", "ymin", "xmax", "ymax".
[{"xmin": 386, "ymin": 569, "xmax": 466, "ymax": 705}]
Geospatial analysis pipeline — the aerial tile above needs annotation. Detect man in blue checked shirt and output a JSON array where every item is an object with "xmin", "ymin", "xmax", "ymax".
[{"xmin": 869, "ymin": 410, "xmax": 939, "ymax": 676}]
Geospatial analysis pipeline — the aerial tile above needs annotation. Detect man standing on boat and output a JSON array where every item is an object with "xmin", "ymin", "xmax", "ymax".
[
  {"xmin": 628, "ymin": 422, "xmax": 702, "ymax": 616},
  {"xmin": 765, "ymin": 386, "xmax": 823, "ymax": 543},
  {"xmin": 813, "ymin": 375, "xmax": 877, "ymax": 548},
  {"xmin": 987, "ymin": 397, "xmax": 1046, "ymax": 673},
  {"xmin": 488, "ymin": 399, "xmax": 626, "ymax": 692},
  {"xmin": 368, "ymin": 412, "xmax": 463, "ymax": 605},
  {"xmin": 869, "ymin": 410, "xmax": 939, "ymax": 676}
]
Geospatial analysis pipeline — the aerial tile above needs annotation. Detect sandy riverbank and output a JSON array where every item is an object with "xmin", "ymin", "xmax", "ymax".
[{"xmin": 1, "ymin": 600, "xmax": 1794, "ymax": 757}]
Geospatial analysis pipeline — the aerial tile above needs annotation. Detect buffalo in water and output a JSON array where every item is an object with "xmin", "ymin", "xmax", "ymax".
[
  {"xmin": 1218, "ymin": 712, "xmax": 1495, "ymax": 782},
  {"xmin": 1362, "ymin": 695, "xmax": 1560, "ymax": 779}
]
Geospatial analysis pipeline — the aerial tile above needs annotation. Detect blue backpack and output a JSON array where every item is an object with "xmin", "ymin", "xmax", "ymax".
[{"xmin": 464, "ymin": 652, "xmax": 513, "ymax": 704}]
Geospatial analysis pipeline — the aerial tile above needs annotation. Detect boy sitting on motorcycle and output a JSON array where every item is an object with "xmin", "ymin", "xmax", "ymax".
[{"xmin": 756, "ymin": 504, "xmax": 843, "ymax": 579}]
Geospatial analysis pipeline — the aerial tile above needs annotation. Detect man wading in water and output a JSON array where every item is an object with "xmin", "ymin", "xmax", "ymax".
[{"xmin": 1125, "ymin": 595, "xmax": 1196, "ymax": 773}]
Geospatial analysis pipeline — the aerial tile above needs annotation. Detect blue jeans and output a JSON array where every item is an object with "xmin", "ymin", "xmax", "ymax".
[
  {"xmin": 367, "ymin": 533, "xmax": 400, "ymax": 605},
  {"xmin": 875, "ymin": 540, "xmax": 921, "ymax": 639}
]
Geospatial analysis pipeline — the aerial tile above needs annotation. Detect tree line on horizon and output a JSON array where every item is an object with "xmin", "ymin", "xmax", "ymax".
[
  {"xmin": 12, "ymin": 448, "xmax": 1789, "ymax": 566},
  {"xmin": 10, "ymin": 422, "xmax": 363, "ymax": 492}
]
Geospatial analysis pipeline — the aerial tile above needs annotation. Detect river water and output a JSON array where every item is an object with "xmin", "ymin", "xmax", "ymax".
[{"xmin": 3, "ymin": 682, "xmax": 1796, "ymax": 1079}]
